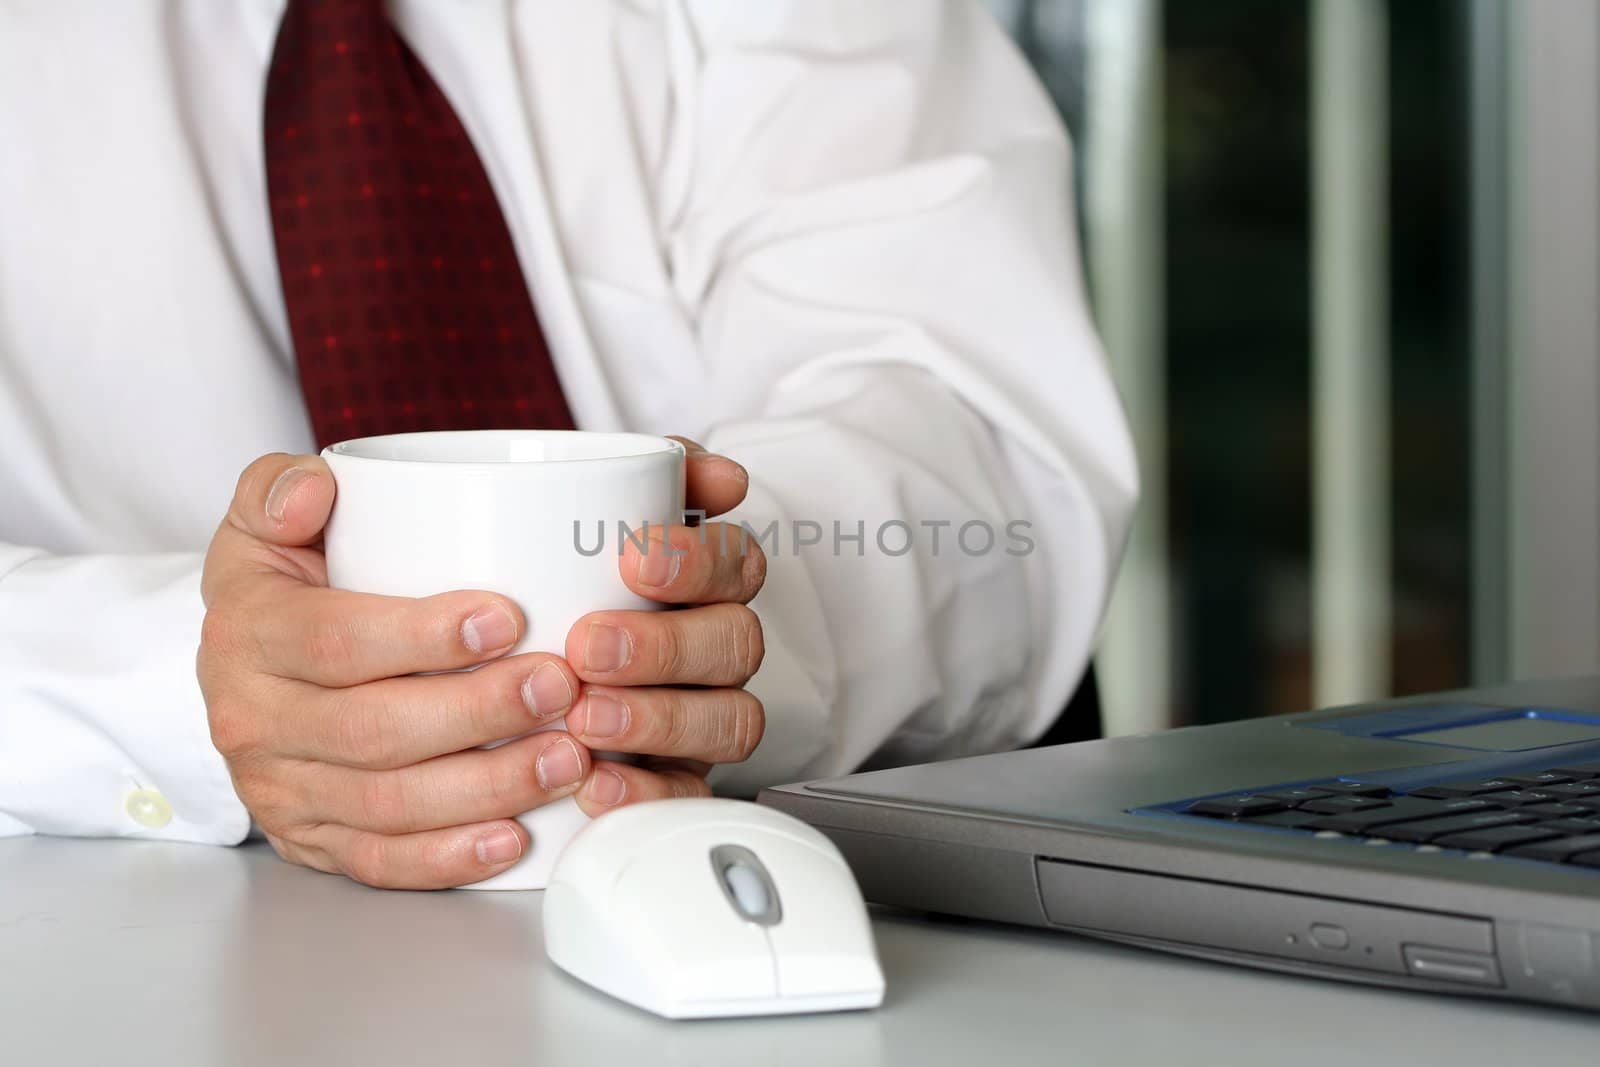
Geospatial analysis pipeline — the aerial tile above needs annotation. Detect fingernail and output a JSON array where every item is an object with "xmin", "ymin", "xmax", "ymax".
[
  {"xmin": 265, "ymin": 467, "xmax": 313, "ymax": 523},
  {"xmin": 474, "ymin": 825, "xmax": 522, "ymax": 866},
  {"xmin": 520, "ymin": 663, "xmax": 573, "ymax": 720},
  {"xmin": 462, "ymin": 603, "xmax": 517, "ymax": 654},
  {"xmin": 536, "ymin": 737, "xmax": 584, "ymax": 791},
  {"xmin": 576, "ymin": 692, "xmax": 629, "ymax": 739},
  {"xmin": 583, "ymin": 623, "xmax": 631, "ymax": 673},
  {"xmin": 635, "ymin": 540, "xmax": 681, "ymax": 587},
  {"xmin": 588, "ymin": 768, "xmax": 627, "ymax": 808}
]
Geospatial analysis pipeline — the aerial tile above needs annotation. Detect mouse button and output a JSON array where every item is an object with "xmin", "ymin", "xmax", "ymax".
[
  {"xmin": 546, "ymin": 830, "xmax": 623, "ymax": 894},
  {"xmin": 550, "ymin": 809, "xmax": 657, "ymax": 884},
  {"xmin": 612, "ymin": 855, "xmax": 777, "ymax": 1004},
  {"xmin": 732, "ymin": 823, "xmax": 852, "ymax": 867},
  {"xmin": 746, "ymin": 840, "xmax": 884, "ymax": 999},
  {"xmin": 768, "ymin": 907, "xmax": 884, "ymax": 1001},
  {"xmin": 555, "ymin": 809, "xmax": 732, "ymax": 890},
  {"xmin": 730, "ymin": 827, "xmax": 857, "ymax": 884}
]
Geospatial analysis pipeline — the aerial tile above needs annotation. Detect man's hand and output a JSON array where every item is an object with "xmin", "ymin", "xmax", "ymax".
[
  {"xmin": 197, "ymin": 452, "xmax": 593, "ymax": 890},
  {"xmin": 562, "ymin": 437, "xmax": 768, "ymax": 812}
]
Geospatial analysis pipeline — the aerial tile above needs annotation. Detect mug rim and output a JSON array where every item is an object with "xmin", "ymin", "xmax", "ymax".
[{"xmin": 322, "ymin": 429, "xmax": 685, "ymax": 467}]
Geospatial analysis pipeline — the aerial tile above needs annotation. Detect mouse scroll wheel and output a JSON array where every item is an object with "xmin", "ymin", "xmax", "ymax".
[
  {"xmin": 710, "ymin": 845, "xmax": 783, "ymax": 926},
  {"xmin": 724, "ymin": 864, "xmax": 770, "ymax": 915}
]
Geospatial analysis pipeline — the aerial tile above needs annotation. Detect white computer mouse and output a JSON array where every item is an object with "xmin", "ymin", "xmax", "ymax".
[{"xmin": 542, "ymin": 797, "xmax": 885, "ymax": 1019}]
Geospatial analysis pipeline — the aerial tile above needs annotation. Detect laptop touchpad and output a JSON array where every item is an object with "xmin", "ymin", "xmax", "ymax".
[
  {"xmin": 1393, "ymin": 716, "xmax": 1600, "ymax": 751},
  {"xmin": 1300, "ymin": 703, "xmax": 1600, "ymax": 752}
]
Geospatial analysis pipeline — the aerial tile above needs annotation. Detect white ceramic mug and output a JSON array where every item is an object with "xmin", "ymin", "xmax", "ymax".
[{"xmin": 321, "ymin": 430, "xmax": 686, "ymax": 890}]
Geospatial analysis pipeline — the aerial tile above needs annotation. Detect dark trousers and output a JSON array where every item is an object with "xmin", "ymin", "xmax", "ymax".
[{"xmin": 1029, "ymin": 664, "xmax": 1103, "ymax": 747}]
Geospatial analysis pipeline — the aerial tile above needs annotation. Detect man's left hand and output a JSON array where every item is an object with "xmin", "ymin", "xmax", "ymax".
[{"xmin": 562, "ymin": 437, "xmax": 767, "ymax": 811}]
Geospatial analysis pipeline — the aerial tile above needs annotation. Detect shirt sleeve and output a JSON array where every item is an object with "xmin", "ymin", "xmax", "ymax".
[
  {"xmin": 0, "ymin": 543, "xmax": 249, "ymax": 843},
  {"xmin": 653, "ymin": 0, "xmax": 1139, "ymax": 791}
]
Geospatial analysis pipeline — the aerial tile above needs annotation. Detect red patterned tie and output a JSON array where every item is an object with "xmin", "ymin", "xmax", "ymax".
[{"xmin": 263, "ymin": 0, "xmax": 575, "ymax": 449}]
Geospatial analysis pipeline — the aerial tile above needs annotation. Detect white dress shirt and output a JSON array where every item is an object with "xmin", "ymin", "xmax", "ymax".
[{"xmin": 0, "ymin": 0, "xmax": 1136, "ymax": 844}]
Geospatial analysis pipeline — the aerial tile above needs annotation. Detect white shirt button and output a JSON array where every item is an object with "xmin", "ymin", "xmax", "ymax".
[{"xmin": 124, "ymin": 788, "xmax": 173, "ymax": 829}]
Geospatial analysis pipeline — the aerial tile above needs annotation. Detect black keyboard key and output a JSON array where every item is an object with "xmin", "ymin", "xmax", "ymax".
[
  {"xmin": 1298, "ymin": 795, "xmax": 1390, "ymax": 815},
  {"xmin": 1406, "ymin": 778, "xmax": 1519, "ymax": 799},
  {"xmin": 1476, "ymin": 789, "xmax": 1564, "ymax": 806},
  {"xmin": 1548, "ymin": 761, "xmax": 1600, "ymax": 779},
  {"xmin": 1533, "ymin": 817, "xmax": 1600, "ymax": 835},
  {"xmin": 1498, "ymin": 770, "xmax": 1576, "ymax": 787},
  {"xmin": 1521, "ymin": 802, "xmax": 1593, "ymax": 818},
  {"xmin": 1303, "ymin": 796, "xmax": 1491, "ymax": 834},
  {"xmin": 1187, "ymin": 795, "xmax": 1288, "ymax": 818},
  {"xmin": 1377, "ymin": 810, "xmax": 1534, "ymax": 844},
  {"xmin": 1433, "ymin": 825, "xmax": 1566, "ymax": 853},
  {"xmin": 1504, "ymin": 834, "xmax": 1600, "ymax": 863},
  {"xmin": 1257, "ymin": 787, "xmax": 1335, "ymax": 804},
  {"xmin": 1571, "ymin": 851, "xmax": 1600, "ymax": 868},
  {"xmin": 1536, "ymin": 781, "xmax": 1600, "ymax": 800},
  {"xmin": 1310, "ymin": 781, "xmax": 1392, "ymax": 798},
  {"xmin": 1243, "ymin": 809, "xmax": 1326, "ymax": 830}
]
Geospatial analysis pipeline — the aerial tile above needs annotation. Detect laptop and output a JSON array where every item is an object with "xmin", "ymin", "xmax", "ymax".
[{"xmin": 758, "ymin": 676, "xmax": 1600, "ymax": 1012}]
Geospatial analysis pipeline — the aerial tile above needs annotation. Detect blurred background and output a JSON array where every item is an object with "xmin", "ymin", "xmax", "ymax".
[{"xmin": 983, "ymin": 0, "xmax": 1600, "ymax": 734}]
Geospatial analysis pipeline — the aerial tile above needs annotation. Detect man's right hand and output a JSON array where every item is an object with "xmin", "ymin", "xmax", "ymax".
[{"xmin": 196, "ymin": 452, "xmax": 590, "ymax": 889}]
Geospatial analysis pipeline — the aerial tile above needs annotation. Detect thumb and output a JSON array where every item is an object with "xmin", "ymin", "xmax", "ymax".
[
  {"xmin": 202, "ymin": 452, "xmax": 336, "ymax": 605},
  {"xmin": 668, "ymin": 435, "xmax": 749, "ymax": 519},
  {"xmin": 227, "ymin": 452, "xmax": 335, "ymax": 547}
]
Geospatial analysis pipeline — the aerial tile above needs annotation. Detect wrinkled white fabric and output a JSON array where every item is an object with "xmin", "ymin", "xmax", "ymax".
[{"xmin": 0, "ymin": 0, "xmax": 1136, "ymax": 842}]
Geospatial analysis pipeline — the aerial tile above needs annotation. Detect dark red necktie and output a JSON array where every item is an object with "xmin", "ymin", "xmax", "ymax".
[{"xmin": 263, "ymin": 0, "xmax": 575, "ymax": 449}]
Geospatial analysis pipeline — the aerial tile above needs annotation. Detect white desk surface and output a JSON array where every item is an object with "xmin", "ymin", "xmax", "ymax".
[{"xmin": 1, "ymin": 837, "xmax": 1592, "ymax": 1065}]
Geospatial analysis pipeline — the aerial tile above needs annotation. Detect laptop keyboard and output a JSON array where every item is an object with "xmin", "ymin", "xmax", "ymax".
[{"xmin": 1180, "ymin": 759, "xmax": 1600, "ymax": 867}]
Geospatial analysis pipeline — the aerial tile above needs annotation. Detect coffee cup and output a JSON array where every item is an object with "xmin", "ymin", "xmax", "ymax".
[{"xmin": 322, "ymin": 429, "xmax": 686, "ymax": 889}]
